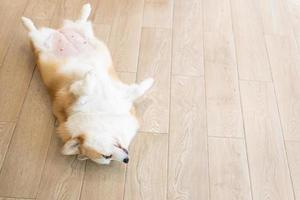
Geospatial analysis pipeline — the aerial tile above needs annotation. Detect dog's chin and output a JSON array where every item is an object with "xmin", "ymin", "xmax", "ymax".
[{"xmin": 93, "ymin": 158, "xmax": 111, "ymax": 165}]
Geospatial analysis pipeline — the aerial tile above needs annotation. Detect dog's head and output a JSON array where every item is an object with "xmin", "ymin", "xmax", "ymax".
[
  {"xmin": 58, "ymin": 112, "xmax": 139, "ymax": 164},
  {"xmin": 60, "ymin": 131, "xmax": 131, "ymax": 165}
]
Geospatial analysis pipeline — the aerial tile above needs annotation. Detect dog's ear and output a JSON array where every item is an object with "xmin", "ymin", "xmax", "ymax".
[{"xmin": 61, "ymin": 138, "xmax": 81, "ymax": 155}]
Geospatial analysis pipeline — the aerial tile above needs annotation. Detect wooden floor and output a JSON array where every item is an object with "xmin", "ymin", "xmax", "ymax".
[{"xmin": 1, "ymin": 0, "xmax": 300, "ymax": 199}]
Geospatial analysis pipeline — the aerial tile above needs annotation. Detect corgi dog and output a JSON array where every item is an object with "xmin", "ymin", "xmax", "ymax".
[{"xmin": 21, "ymin": 4, "xmax": 154, "ymax": 165}]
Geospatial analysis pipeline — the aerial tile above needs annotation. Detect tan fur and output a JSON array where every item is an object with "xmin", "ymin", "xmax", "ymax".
[
  {"xmin": 52, "ymin": 88, "xmax": 76, "ymax": 123},
  {"xmin": 58, "ymin": 126, "xmax": 102, "ymax": 159},
  {"xmin": 130, "ymin": 106, "xmax": 137, "ymax": 118},
  {"xmin": 107, "ymin": 65, "xmax": 120, "ymax": 81},
  {"xmin": 76, "ymin": 134, "xmax": 102, "ymax": 159},
  {"xmin": 56, "ymin": 122, "xmax": 71, "ymax": 142},
  {"xmin": 80, "ymin": 145, "xmax": 102, "ymax": 159},
  {"xmin": 33, "ymin": 50, "xmax": 81, "ymax": 123}
]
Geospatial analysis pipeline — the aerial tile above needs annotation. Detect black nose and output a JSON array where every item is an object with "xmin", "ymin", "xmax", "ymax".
[{"xmin": 123, "ymin": 158, "xmax": 129, "ymax": 164}]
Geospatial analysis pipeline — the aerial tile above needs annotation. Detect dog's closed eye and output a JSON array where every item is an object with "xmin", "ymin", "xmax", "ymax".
[
  {"xmin": 115, "ymin": 143, "xmax": 128, "ymax": 155},
  {"xmin": 103, "ymin": 154, "xmax": 112, "ymax": 159}
]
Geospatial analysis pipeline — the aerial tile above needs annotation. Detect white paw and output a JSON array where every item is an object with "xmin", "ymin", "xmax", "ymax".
[
  {"xmin": 80, "ymin": 3, "xmax": 92, "ymax": 21},
  {"xmin": 139, "ymin": 78, "xmax": 154, "ymax": 94}
]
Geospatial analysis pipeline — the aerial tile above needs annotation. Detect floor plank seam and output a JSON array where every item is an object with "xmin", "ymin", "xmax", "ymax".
[
  {"xmin": 14, "ymin": 65, "xmax": 37, "ymax": 120},
  {"xmin": 166, "ymin": 0, "xmax": 175, "ymax": 199},
  {"xmin": 238, "ymin": 78, "xmax": 272, "ymax": 83},
  {"xmin": 263, "ymin": 31, "xmax": 297, "ymax": 199},
  {"xmin": 141, "ymin": 26, "xmax": 172, "ymax": 31},
  {"xmin": 202, "ymin": 2, "xmax": 212, "ymax": 199},
  {"xmin": 284, "ymin": 140, "xmax": 300, "ymax": 143},
  {"xmin": 0, "ymin": 120, "xmax": 18, "ymax": 123},
  {"xmin": 171, "ymin": 73, "xmax": 204, "ymax": 78},
  {"xmin": 121, "ymin": 163, "xmax": 128, "ymax": 200},
  {"xmin": 279, "ymin": 0, "xmax": 300, "ymax": 56},
  {"xmin": 78, "ymin": 161, "xmax": 88, "ymax": 200},
  {"xmin": 34, "ymin": 125, "xmax": 55, "ymax": 199},
  {"xmin": 0, "ymin": 123, "xmax": 16, "ymax": 173},
  {"xmin": 0, "ymin": 196, "xmax": 35, "ymax": 200},
  {"xmin": 208, "ymin": 135, "xmax": 244, "ymax": 140},
  {"xmin": 121, "ymin": 0, "xmax": 147, "ymax": 199},
  {"xmin": 228, "ymin": 0, "xmax": 255, "ymax": 199},
  {"xmin": 139, "ymin": 131, "xmax": 168, "ymax": 135}
]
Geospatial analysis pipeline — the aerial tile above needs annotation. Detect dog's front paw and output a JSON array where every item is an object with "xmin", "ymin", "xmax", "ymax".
[
  {"xmin": 139, "ymin": 78, "xmax": 154, "ymax": 94},
  {"xmin": 127, "ymin": 78, "xmax": 154, "ymax": 100}
]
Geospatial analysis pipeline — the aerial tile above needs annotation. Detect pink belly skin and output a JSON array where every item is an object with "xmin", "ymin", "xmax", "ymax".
[{"xmin": 52, "ymin": 29, "xmax": 94, "ymax": 57}]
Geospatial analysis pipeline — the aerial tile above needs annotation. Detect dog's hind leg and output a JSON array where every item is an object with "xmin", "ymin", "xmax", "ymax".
[
  {"xmin": 62, "ymin": 3, "xmax": 94, "ymax": 38},
  {"xmin": 21, "ymin": 17, "xmax": 38, "ymax": 32},
  {"xmin": 21, "ymin": 17, "xmax": 56, "ymax": 52},
  {"xmin": 78, "ymin": 3, "xmax": 91, "ymax": 22}
]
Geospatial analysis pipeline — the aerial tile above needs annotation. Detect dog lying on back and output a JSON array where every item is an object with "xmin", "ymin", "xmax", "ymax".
[{"xmin": 21, "ymin": 4, "xmax": 154, "ymax": 165}]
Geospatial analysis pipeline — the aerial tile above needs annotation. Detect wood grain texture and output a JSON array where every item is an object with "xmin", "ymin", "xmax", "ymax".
[
  {"xmin": 118, "ymin": 72, "xmax": 136, "ymax": 84},
  {"xmin": 231, "ymin": 0, "xmax": 272, "ymax": 81},
  {"xmin": 253, "ymin": 0, "xmax": 293, "ymax": 35},
  {"xmin": 204, "ymin": 32, "xmax": 243, "ymax": 137},
  {"xmin": 0, "ymin": 71, "xmax": 55, "ymax": 198},
  {"xmin": 124, "ymin": 133, "xmax": 168, "ymax": 200},
  {"xmin": 286, "ymin": 141, "xmax": 300, "ymax": 199},
  {"xmin": 0, "ymin": 198, "xmax": 31, "ymax": 200},
  {"xmin": 0, "ymin": 122, "xmax": 15, "ymax": 170},
  {"xmin": 94, "ymin": 0, "xmax": 118, "ymax": 24},
  {"xmin": 230, "ymin": 0, "xmax": 263, "ymax": 35},
  {"xmin": 0, "ymin": 0, "xmax": 55, "ymax": 121},
  {"xmin": 0, "ymin": 0, "xmax": 28, "ymax": 66},
  {"xmin": 296, "ymin": 34, "xmax": 300, "ymax": 50},
  {"xmin": 234, "ymin": 32, "xmax": 272, "ymax": 81},
  {"xmin": 36, "ymin": 134, "xmax": 85, "ymax": 200},
  {"xmin": 265, "ymin": 35, "xmax": 300, "ymax": 141},
  {"xmin": 23, "ymin": 0, "xmax": 59, "ymax": 20},
  {"xmin": 168, "ymin": 76, "xmax": 209, "ymax": 200},
  {"xmin": 204, "ymin": 32, "xmax": 236, "ymax": 65},
  {"xmin": 81, "ymin": 162, "xmax": 126, "ymax": 200},
  {"xmin": 284, "ymin": 0, "xmax": 300, "ymax": 35},
  {"xmin": 143, "ymin": 0, "xmax": 173, "ymax": 28},
  {"xmin": 208, "ymin": 138, "xmax": 252, "ymax": 200},
  {"xmin": 172, "ymin": 0, "xmax": 203, "ymax": 76},
  {"xmin": 137, "ymin": 28, "xmax": 171, "ymax": 134},
  {"xmin": 108, "ymin": 0, "xmax": 144, "ymax": 72},
  {"xmin": 1, "ymin": 0, "xmax": 78, "ymax": 113},
  {"xmin": 203, "ymin": 0, "xmax": 232, "ymax": 32},
  {"xmin": 240, "ymin": 81, "xmax": 294, "ymax": 200},
  {"xmin": 93, "ymin": 24, "xmax": 111, "ymax": 43},
  {"xmin": 0, "ymin": 20, "xmax": 49, "ymax": 121}
]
